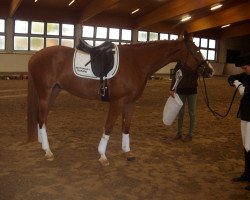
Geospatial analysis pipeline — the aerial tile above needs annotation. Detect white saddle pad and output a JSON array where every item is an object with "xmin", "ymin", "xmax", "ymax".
[{"xmin": 72, "ymin": 44, "xmax": 119, "ymax": 80}]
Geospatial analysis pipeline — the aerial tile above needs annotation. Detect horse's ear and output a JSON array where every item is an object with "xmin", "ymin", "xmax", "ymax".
[{"xmin": 183, "ymin": 31, "xmax": 193, "ymax": 42}]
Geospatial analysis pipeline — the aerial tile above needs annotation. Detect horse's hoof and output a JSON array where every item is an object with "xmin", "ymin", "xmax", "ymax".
[
  {"xmin": 127, "ymin": 156, "xmax": 136, "ymax": 162},
  {"xmin": 99, "ymin": 158, "xmax": 109, "ymax": 166},
  {"xmin": 125, "ymin": 152, "xmax": 136, "ymax": 162},
  {"xmin": 45, "ymin": 151, "xmax": 54, "ymax": 161}
]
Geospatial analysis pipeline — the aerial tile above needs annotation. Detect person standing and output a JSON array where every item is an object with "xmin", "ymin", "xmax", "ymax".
[
  {"xmin": 227, "ymin": 53, "xmax": 250, "ymax": 190},
  {"xmin": 170, "ymin": 62, "xmax": 198, "ymax": 142}
]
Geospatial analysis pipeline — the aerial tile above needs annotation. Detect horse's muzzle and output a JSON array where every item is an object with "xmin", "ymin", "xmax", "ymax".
[{"xmin": 203, "ymin": 62, "xmax": 215, "ymax": 78}]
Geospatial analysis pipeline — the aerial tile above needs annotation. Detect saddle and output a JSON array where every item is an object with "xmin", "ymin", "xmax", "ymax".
[
  {"xmin": 76, "ymin": 39, "xmax": 115, "ymax": 101},
  {"xmin": 77, "ymin": 39, "xmax": 115, "ymax": 77}
]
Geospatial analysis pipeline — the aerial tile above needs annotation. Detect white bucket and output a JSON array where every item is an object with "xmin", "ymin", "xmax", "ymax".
[{"xmin": 163, "ymin": 94, "xmax": 183, "ymax": 125}]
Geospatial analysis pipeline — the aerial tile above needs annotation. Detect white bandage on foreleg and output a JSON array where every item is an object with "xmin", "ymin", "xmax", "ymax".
[
  {"xmin": 98, "ymin": 134, "xmax": 110, "ymax": 155},
  {"xmin": 234, "ymin": 80, "xmax": 245, "ymax": 96},
  {"xmin": 241, "ymin": 120, "xmax": 250, "ymax": 152},
  {"xmin": 122, "ymin": 133, "xmax": 130, "ymax": 152},
  {"xmin": 39, "ymin": 124, "xmax": 49, "ymax": 151}
]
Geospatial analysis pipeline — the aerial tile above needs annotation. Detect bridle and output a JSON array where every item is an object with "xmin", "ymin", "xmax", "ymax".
[
  {"xmin": 200, "ymin": 76, "xmax": 241, "ymax": 118},
  {"xmin": 184, "ymin": 40, "xmax": 207, "ymax": 76},
  {"xmin": 184, "ymin": 40, "xmax": 238, "ymax": 118}
]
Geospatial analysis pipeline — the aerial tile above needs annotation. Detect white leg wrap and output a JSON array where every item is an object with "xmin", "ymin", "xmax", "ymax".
[
  {"xmin": 241, "ymin": 120, "xmax": 250, "ymax": 152},
  {"xmin": 98, "ymin": 134, "xmax": 110, "ymax": 156},
  {"xmin": 122, "ymin": 133, "xmax": 130, "ymax": 153},
  {"xmin": 37, "ymin": 124, "xmax": 42, "ymax": 143},
  {"xmin": 38, "ymin": 124, "xmax": 50, "ymax": 151}
]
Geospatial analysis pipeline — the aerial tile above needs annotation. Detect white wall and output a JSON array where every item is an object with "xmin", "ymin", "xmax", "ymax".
[
  {"xmin": 210, "ymin": 62, "xmax": 224, "ymax": 76},
  {"xmin": 223, "ymin": 63, "xmax": 243, "ymax": 75},
  {"xmin": 0, "ymin": 53, "xmax": 32, "ymax": 72},
  {"xmin": 156, "ymin": 62, "xmax": 177, "ymax": 74}
]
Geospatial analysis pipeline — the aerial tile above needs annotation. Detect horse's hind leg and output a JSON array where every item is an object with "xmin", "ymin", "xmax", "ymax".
[
  {"xmin": 37, "ymin": 124, "xmax": 54, "ymax": 161},
  {"xmin": 48, "ymin": 84, "xmax": 61, "ymax": 111},
  {"xmin": 37, "ymin": 88, "xmax": 56, "ymax": 161},
  {"xmin": 121, "ymin": 103, "xmax": 136, "ymax": 161}
]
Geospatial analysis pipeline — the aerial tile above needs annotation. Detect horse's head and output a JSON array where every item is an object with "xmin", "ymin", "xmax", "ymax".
[{"xmin": 180, "ymin": 32, "xmax": 215, "ymax": 78}]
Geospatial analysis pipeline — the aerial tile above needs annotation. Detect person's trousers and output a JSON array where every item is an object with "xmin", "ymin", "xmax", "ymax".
[
  {"xmin": 241, "ymin": 120, "xmax": 250, "ymax": 152},
  {"xmin": 178, "ymin": 94, "xmax": 197, "ymax": 136},
  {"xmin": 240, "ymin": 121, "xmax": 250, "ymax": 176}
]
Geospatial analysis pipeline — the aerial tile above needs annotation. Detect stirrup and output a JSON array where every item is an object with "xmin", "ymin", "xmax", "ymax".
[
  {"xmin": 99, "ymin": 81, "xmax": 109, "ymax": 101},
  {"xmin": 100, "ymin": 83, "xmax": 108, "ymax": 97}
]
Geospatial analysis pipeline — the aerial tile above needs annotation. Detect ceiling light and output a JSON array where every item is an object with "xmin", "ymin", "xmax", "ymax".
[
  {"xmin": 221, "ymin": 24, "xmax": 230, "ymax": 28},
  {"xmin": 68, "ymin": 0, "xmax": 75, "ymax": 6},
  {"xmin": 131, "ymin": 8, "xmax": 140, "ymax": 15},
  {"xmin": 34, "ymin": 0, "xmax": 38, "ymax": 2},
  {"xmin": 210, "ymin": 3, "xmax": 222, "ymax": 11},
  {"xmin": 181, "ymin": 15, "xmax": 191, "ymax": 22}
]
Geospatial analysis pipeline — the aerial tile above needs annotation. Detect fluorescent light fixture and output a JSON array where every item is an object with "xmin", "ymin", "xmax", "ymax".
[
  {"xmin": 181, "ymin": 15, "xmax": 191, "ymax": 22},
  {"xmin": 221, "ymin": 24, "xmax": 230, "ymax": 28},
  {"xmin": 35, "ymin": 0, "xmax": 38, "ymax": 2},
  {"xmin": 68, "ymin": 0, "xmax": 75, "ymax": 6},
  {"xmin": 210, "ymin": 3, "xmax": 222, "ymax": 10},
  {"xmin": 131, "ymin": 8, "xmax": 140, "ymax": 14}
]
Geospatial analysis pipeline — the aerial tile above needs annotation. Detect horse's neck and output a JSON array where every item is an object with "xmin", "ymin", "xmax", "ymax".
[{"xmin": 133, "ymin": 41, "xmax": 182, "ymax": 78}]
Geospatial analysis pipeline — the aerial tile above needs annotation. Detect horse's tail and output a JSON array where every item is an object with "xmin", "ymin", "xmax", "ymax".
[{"xmin": 27, "ymin": 70, "xmax": 38, "ymax": 142}]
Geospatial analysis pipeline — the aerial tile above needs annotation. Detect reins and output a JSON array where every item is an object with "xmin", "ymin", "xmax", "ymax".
[
  {"xmin": 184, "ymin": 39, "xmax": 239, "ymax": 118},
  {"xmin": 199, "ymin": 76, "xmax": 240, "ymax": 118}
]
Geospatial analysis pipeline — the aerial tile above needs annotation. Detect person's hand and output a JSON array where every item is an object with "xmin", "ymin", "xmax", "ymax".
[
  {"xmin": 228, "ymin": 76, "xmax": 235, "ymax": 87},
  {"xmin": 169, "ymin": 90, "xmax": 175, "ymax": 98},
  {"xmin": 233, "ymin": 80, "xmax": 242, "ymax": 88}
]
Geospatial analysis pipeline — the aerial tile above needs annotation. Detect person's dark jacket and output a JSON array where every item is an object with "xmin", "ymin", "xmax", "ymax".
[
  {"xmin": 228, "ymin": 73, "xmax": 250, "ymax": 121},
  {"xmin": 171, "ymin": 66, "xmax": 198, "ymax": 95}
]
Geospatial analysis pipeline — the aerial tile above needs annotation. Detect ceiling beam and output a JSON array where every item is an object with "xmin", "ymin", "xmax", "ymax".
[
  {"xmin": 9, "ymin": 0, "xmax": 23, "ymax": 17},
  {"xmin": 79, "ymin": 0, "xmax": 121, "ymax": 24},
  {"xmin": 220, "ymin": 23, "xmax": 250, "ymax": 38},
  {"xmin": 142, "ymin": 22, "xmax": 184, "ymax": 34},
  {"xmin": 136, "ymin": 0, "xmax": 221, "ymax": 29},
  {"xmin": 185, "ymin": 1, "xmax": 250, "ymax": 33}
]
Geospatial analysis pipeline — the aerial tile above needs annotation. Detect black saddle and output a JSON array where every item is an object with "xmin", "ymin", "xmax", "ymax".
[
  {"xmin": 76, "ymin": 39, "xmax": 116, "ymax": 101},
  {"xmin": 76, "ymin": 39, "xmax": 115, "ymax": 78}
]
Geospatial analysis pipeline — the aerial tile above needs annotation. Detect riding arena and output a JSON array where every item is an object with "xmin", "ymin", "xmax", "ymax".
[{"xmin": 1, "ymin": 0, "xmax": 250, "ymax": 199}]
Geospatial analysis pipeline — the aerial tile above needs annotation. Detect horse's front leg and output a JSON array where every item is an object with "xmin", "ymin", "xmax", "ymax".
[
  {"xmin": 122, "ymin": 103, "xmax": 136, "ymax": 161},
  {"xmin": 98, "ymin": 100, "xmax": 123, "ymax": 166}
]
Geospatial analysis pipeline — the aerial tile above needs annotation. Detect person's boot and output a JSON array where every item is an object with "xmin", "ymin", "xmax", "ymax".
[
  {"xmin": 232, "ymin": 150, "xmax": 250, "ymax": 182},
  {"xmin": 173, "ymin": 133, "xmax": 182, "ymax": 140},
  {"xmin": 245, "ymin": 185, "xmax": 250, "ymax": 191},
  {"xmin": 182, "ymin": 135, "xmax": 192, "ymax": 142}
]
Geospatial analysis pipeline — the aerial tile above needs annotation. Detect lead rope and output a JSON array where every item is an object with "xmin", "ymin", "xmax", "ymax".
[{"xmin": 199, "ymin": 76, "xmax": 240, "ymax": 118}]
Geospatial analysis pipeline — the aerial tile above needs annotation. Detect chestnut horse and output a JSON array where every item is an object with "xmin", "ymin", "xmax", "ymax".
[{"xmin": 27, "ymin": 33, "xmax": 214, "ymax": 166}]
